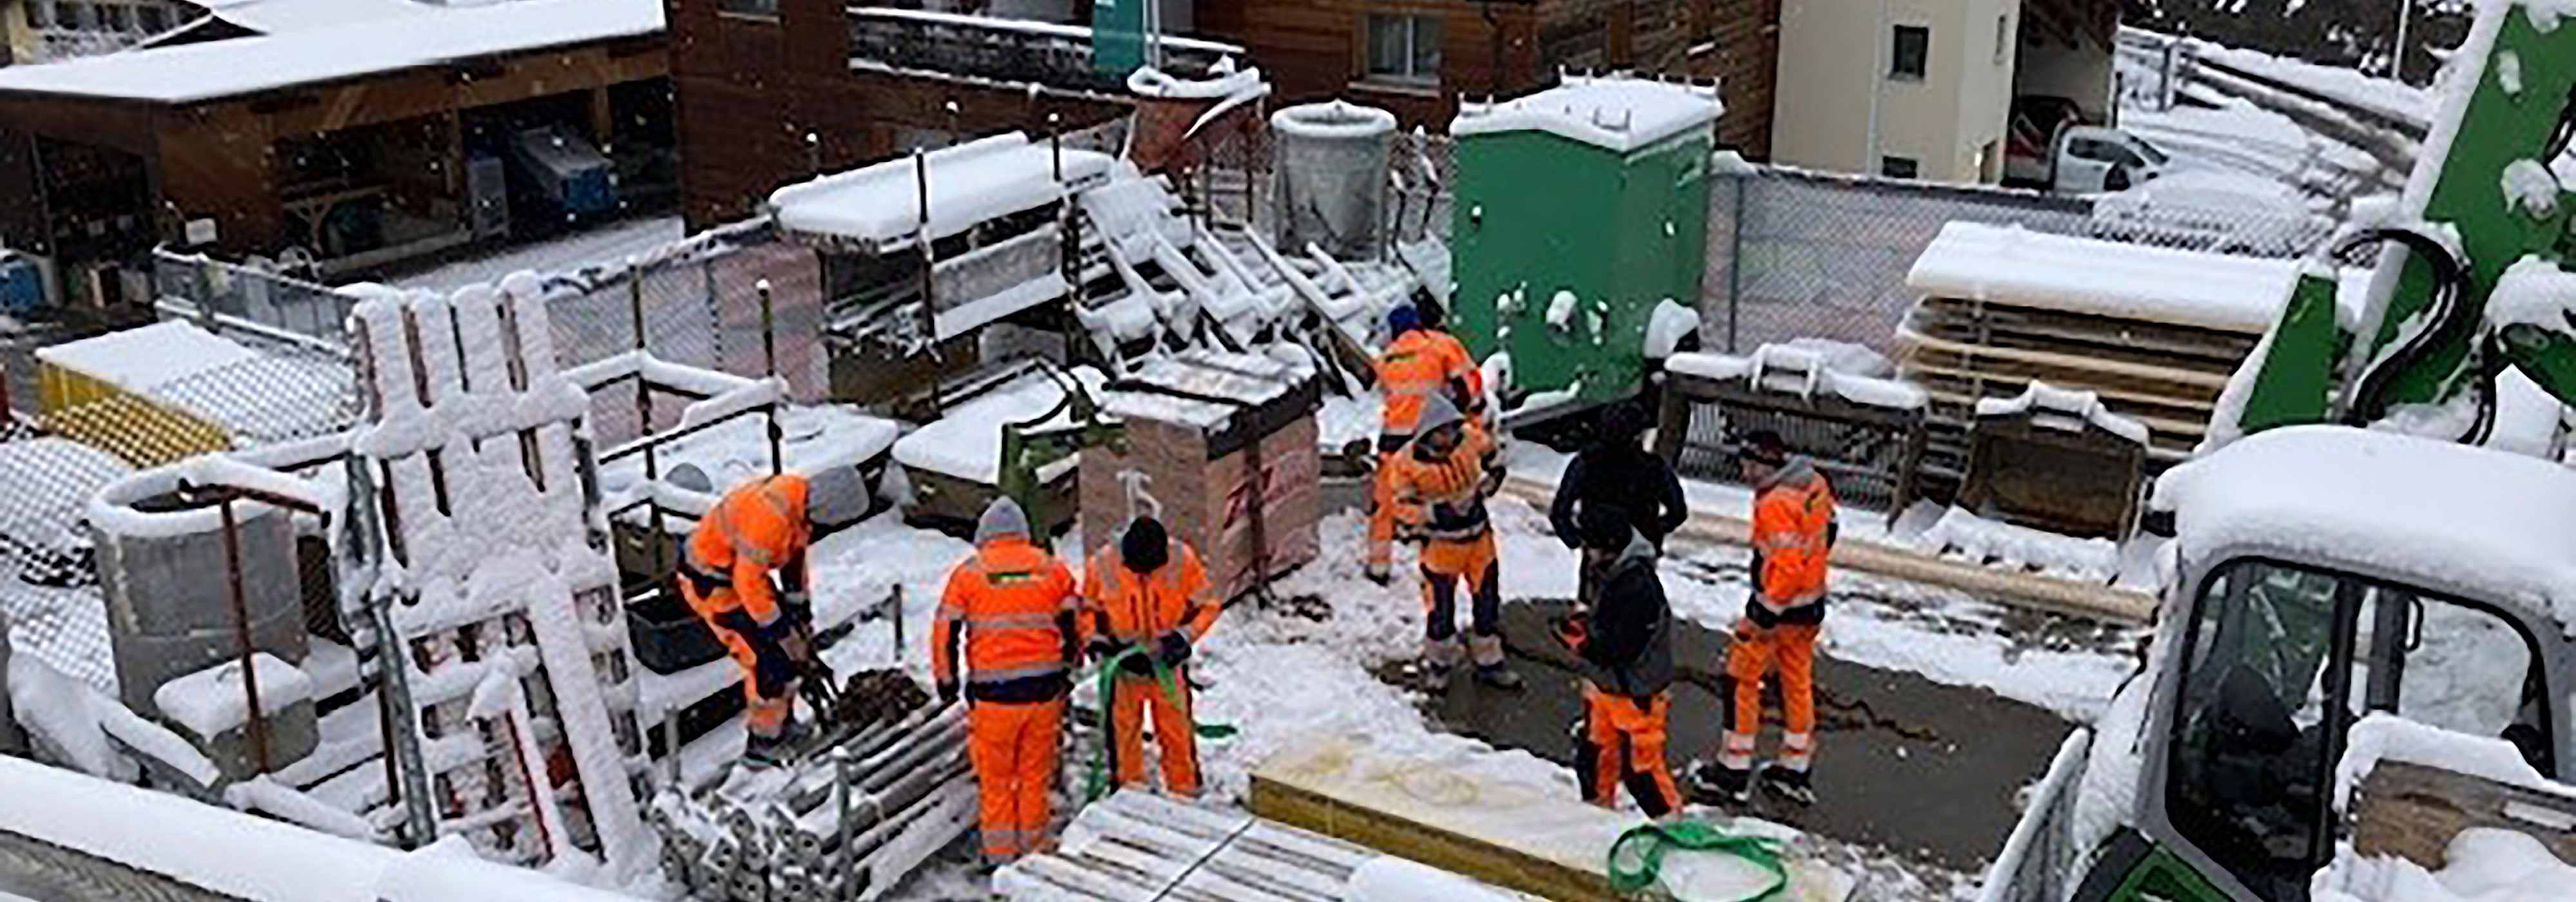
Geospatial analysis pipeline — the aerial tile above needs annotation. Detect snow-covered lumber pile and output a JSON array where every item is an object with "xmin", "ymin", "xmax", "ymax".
[
  {"xmin": 1248, "ymin": 739, "xmax": 1853, "ymax": 902},
  {"xmin": 1900, "ymin": 222, "xmax": 2366, "ymax": 464},
  {"xmin": 997, "ymin": 788, "xmax": 1533, "ymax": 902},
  {"xmin": 1084, "ymin": 350, "xmax": 1322, "ymax": 600}
]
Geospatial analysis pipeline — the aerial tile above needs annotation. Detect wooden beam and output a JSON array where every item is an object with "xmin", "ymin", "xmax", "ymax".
[{"xmin": 1499, "ymin": 479, "xmax": 2159, "ymax": 623}]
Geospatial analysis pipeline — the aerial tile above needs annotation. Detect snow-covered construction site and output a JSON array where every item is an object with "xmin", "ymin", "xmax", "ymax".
[{"xmin": 0, "ymin": 2, "xmax": 2573, "ymax": 902}]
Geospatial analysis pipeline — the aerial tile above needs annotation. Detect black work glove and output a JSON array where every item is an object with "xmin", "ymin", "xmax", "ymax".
[
  {"xmin": 1156, "ymin": 631, "xmax": 1192, "ymax": 668},
  {"xmin": 1086, "ymin": 638, "xmax": 1128, "ymax": 663},
  {"xmin": 935, "ymin": 681, "xmax": 960, "ymax": 705},
  {"xmin": 750, "ymin": 637, "xmax": 798, "ymax": 700}
]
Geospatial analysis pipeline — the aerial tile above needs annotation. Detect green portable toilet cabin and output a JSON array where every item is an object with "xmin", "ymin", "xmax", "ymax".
[{"xmin": 1449, "ymin": 75, "xmax": 1720, "ymax": 410}]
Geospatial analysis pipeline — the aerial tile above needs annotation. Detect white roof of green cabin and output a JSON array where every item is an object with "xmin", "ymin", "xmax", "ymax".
[{"xmin": 1448, "ymin": 73, "xmax": 1723, "ymax": 153}]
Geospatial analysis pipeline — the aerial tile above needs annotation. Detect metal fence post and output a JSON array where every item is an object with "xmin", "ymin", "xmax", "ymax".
[{"xmin": 217, "ymin": 496, "xmax": 271, "ymax": 775}]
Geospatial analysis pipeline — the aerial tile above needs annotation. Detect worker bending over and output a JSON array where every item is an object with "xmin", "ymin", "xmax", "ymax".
[
  {"xmin": 1548, "ymin": 400, "xmax": 1686, "ymax": 608},
  {"xmin": 1368, "ymin": 302, "xmax": 1482, "ymax": 584},
  {"xmin": 1556, "ymin": 506, "xmax": 1680, "ymax": 816},
  {"xmin": 679, "ymin": 470, "xmax": 858, "ymax": 766},
  {"xmin": 1081, "ymin": 516, "xmax": 1219, "ymax": 797},
  {"xmin": 1698, "ymin": 430, "xmax": 1836, "ymax": 806},
  {"xmin": 933, "ymin": 498, "xmax": 1083, "ymax": 863},
  {"xmin": 1387, "ymin": 395, "xmax": 1520, "ymax": 691}
]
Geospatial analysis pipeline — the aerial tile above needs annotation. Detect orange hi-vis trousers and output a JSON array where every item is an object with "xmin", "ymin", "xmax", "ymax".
[
  {"xmin": 1419, "ymin": 534, "xmax": 1502, "ymax": 667},
  {"xmin": 1721, "ymin": 620, "xmax": 1819, "ymax": 772},
  {"xmin": 1579, "ymin": 686, "xmax": 1681, "ymax": 817},
  {"xmin": 683, "ymin": 584, "xmax": 793, "ymax": 738},
  {"xmin": 967, "ymin": 699, "xmax": 1065, "ymax": 863},
  {"xmin": 1110, "ymin": 673, "xmax": 1200, "ymax": 796}
]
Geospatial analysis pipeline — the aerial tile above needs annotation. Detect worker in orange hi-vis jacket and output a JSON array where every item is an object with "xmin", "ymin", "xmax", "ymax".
[
  {"xmin": 1080, "ymin": 515, "xmax": 1220, "ymax": 797},
  {"xmin": 931, "ymin": 497, "xmax": 1083, "ymax": 863},
  {"xmin": 1386, "ymin": 394, "xmax": 1521, "ymax": 693},
  {"xmin": 1692, "ymin": 429, "xmax": 1836, "ymax": 808},
  {"xmin": 677, "ymin": 469, "xmax": 864, "ymax": 767},
  {"xmin": 1369, "ymin": 302, "xmax": 1482, "ymax": 584}
]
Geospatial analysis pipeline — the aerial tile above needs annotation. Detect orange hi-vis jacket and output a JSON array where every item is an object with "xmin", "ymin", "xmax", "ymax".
[
  {"xmin": 1376, "ymin": 330, "xmax": 1481, "ymax": 438},
  {"xmin": 934, "ymin": 538, "xmax": 1082, "ymax": 703},
  {"xmin": 1751, "ymin": 457, "xmax": 1836, "ymax": 614},
  {"xmin": 683, "ymin": 475, "xmax": 811, "ymax": 627},
  {"xmin": 1083, "ymin": 539, "xmax": 1218, "ymax": 650},
  {"xmin": 1390, "ymin": 423, "xmax": 1499, "ymax": 543}
]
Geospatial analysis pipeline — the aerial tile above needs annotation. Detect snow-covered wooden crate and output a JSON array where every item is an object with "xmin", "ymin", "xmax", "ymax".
[
  {"xmin": 1083, "ymin": 350, "xmax": 1321, "ymax": 601},
  {"xmin": 348, "ymin": 279, "xmax": 653, "ymax": 874}
]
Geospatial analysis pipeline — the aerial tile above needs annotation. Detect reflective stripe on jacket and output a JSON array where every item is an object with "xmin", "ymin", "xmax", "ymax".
[
  {"xmin": 1376, "ymin": 331, "xmax": 1477, "ymax": 436},
  {"xmin": 933, "ymin": 539, "xmax": 1081, "ymax": 701},
  {"xmin": 682, "ymin": 475, "xmax": 810, "ymax": 626},
  {"xmin": 1751, "ymin": 457, "xmax": 1835, "ymax": 611},
  {"xmin": 1083, "ymin": 539, "xmax": 1218, "ymax": 645}
]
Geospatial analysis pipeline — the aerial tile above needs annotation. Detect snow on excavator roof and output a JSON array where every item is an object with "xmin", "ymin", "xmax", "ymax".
[{"xmin": 2152, "ymin": 425, "xmax": 2576, "ymax": 637}]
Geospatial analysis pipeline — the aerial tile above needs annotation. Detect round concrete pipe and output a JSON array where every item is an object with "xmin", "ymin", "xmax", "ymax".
[
  {"xmin": 1271, "ymin": 101, "xmax": 1397, "ymax": 260},
  {"xmin": 88, "ymin": 465, "xmax": 316, "ymax": 774}
]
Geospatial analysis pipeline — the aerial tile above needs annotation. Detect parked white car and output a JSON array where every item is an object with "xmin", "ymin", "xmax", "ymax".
[
  {"xmin": 2088, "ymin": 169, "xmax": 2326, "ymax": 257},
  {"xmin": 2050, "ymin": 126, "xmax": 2171, "ymax": 194}
]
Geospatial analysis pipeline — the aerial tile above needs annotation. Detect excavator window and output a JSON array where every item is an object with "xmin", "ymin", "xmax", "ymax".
[{"xmin": 2164, "ymin": 559, "xmax": 2557, "ymax": 902}]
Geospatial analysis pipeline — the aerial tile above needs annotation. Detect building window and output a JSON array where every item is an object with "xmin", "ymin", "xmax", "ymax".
[
  {"xmin": 1367, "ymin": 14, "xmax": 1443, "ymax": 85},
  {"xmin": 1994, "ymin": 14, "xmax": 2011, "ymax": 64},
  {"xmin": 1889, "ymin": 24, "xmax": 1929, "ymax": 81},
  {"xmin": 717, "ymin": 0, "xmax": 779, "ymax": 18},
  {"xmin": 1881, "ymin": 155, "xmax": 1920, "ymax": 179},
  {"xmin": 139, "ymin": 4, "xmax": 167, "ymax": 32}
]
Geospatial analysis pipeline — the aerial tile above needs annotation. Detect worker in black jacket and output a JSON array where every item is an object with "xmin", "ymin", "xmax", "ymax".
[
  {"xmin": 1549, "ymin": 400, "xmax": 1687, "ymax": 607},
  {"xmin": 1555, "ymin": 505, "xmax": 1681, "ymax": 816}
]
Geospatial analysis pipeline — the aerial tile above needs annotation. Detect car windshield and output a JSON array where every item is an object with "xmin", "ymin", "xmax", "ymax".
[{"xmin": 2134, "ymin": 136, "xmax": 2170, "ymax": 166}]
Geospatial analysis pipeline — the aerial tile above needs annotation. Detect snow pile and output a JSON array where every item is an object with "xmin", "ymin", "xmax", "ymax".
[
  {"xmin": 1452, "ymin": 73, "xmax": 1723, "ymax": 154},
  {"xmin": 153, "ymin": 653, "xmax": 315, "ymax": 741},
  {"xmin": 2487, "ymin": 255, "xmax": 2576, "ymax": 332},
  {"xmin": 1665, "ymin": 343, "xmax": 1929, "ymax": 410},
  {"xmin": 1909, "ymin": 222, "xmax": 2358, "ymax": 334},
  {"xmin": 2154, "ymin": 426, "xmax": 2576, "ymax": 638},
  {"xmin": 892, "ymin": 366, "xmax": 1107, "ymax": 485},
  {"xmin": 8, "ymin": 651, "xmax": 218, "ymax": 787},
  {"xmin": 2314, "ymin": 829, "xmax": 2576, "ymax": 902},
  {"xmin": 225, "ymin": 774, "xmax": 382, "ymax": 841},
  {"xmin": 1643, "ymin": 299, "xmax": 1702, "ymax": 359},
  {"xmin": 1976, "ymin": 382, "xmax": 2151, "ymax": 446},
  {"xmin": 1269, "ymin": 100, "xmax": 1396, "ymax": 140},
  {"xmin": 2500, "ymin": 159, "xmax": 2562, "ymax": 218},
  {"xmin": 1899, "ymin": 506, "xmax": 2123, "ymax": 584},
  {"xmin": 770, "ymin": 132, "xmax": 1114, "ymax": 246}
]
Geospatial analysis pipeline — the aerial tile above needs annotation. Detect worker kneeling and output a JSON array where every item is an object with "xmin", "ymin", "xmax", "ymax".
[
  {"xmin": 1082, "ymin": 516, "xmax": 1218, "ymax": 797},
  {"xmin": 677, "ymin": 470, "xmax": 863, "ymax": 767},
  {"xmin": 1388, "ymin": 394, "xmax": 1519, "ymax": 691},
  {"xmin": 933, "ymin": 498, "xmax": 1083, "ymax": 863},
  {"xmin": 1557, "ymin": 506, "xmax": 1680, "ymax": 816}
]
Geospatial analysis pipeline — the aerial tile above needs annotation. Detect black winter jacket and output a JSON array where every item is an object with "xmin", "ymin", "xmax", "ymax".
[
  {"xmin": 1550, "ymin": 444, "xmax": 1687, "ymax": 550},
  {"xmin": 1579, "ymin": 532, "xmax": 1674, "ymax": 698}
]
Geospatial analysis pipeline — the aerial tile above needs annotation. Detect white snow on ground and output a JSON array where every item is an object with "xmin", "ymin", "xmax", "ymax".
[
  {"xmin": 2315, "ymin": 829, "xmax": 2576, "ymax": 902},
  {"xmin": 389, "ymin": 216, "xmax": 686, "ymax": 293}
]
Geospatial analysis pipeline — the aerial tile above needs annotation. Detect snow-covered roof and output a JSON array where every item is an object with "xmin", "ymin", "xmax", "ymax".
[
  {"xmin": 35, "ymin": 321, "xmax": 256, "ymax": 392},
  {"xmin": 770, "ymin": 133, "xmax": 1115, "ymax": 247},
  {"xmin": 2154, "ymin": 426, "xmax": 2576, "ymax": 637},
  {"xmin": 1908, "ymin": 222, "xmax": 2365, "ymax": 334},
  {"xmin": 0, "ymin": 0, "xmax": 663, "ymax": 104},
  {"xmin": 185, "ymin": 0, "xmax": 444, "ymax": 34},
  {"xmin": 1450, "ymin": 73, "xmax": 1722, "ymax": 154}
]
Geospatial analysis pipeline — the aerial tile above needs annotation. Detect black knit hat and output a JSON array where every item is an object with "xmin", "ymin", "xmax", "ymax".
[
  {"xmin": 1122, "ymin": 517, "xmax": 1170, "ymax": 573},
  {"xmin": 1742, "ymin": 429, "xmax": 1790, "ymax": 466}
]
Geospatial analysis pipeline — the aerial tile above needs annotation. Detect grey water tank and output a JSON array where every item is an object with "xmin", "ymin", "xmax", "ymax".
[
  {"xmin": 1271, "ymin": 102, "xmax": 1397, "ymax": 260},
  {"xmin": 88, "ymin": 468, "xmax": 312, "ymax": 757}
]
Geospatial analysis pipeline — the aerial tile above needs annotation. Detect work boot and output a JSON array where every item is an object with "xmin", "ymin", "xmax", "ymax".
[
  {"xmin": 1475, "ymin": 664, "xmax": 1523, "ymax": 690},
  {"xmin": 1761, "ymin": 765, "xmax": 1816, "ymax": 807},
  {"xmin": 1685, "ymin": 760, "xmax": 1752, "ymax": 805},
  {"xmin": 1365, "ymin": 562, "xmax": 1392, "ymax": 586}
]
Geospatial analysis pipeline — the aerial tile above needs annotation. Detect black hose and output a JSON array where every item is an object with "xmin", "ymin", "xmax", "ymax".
[{"xmin": 2337, "ymin": 227, "xmax": 2473, "ymax": 428}]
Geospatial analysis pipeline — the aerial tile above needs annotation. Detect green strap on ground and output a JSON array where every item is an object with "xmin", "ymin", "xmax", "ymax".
[
  {"xmin": 1083, "ymin": 645, "xmax": 1238, "ymax": 803},
  {"xmin": 1607, "ymin": 820, "xmax": 1789, "ymax": 901}
]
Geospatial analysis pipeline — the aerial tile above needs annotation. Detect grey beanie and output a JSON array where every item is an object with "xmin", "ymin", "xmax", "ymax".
[
  {"xmin": 1414, "ymin": 393, "xmax": 1465, "ymax": 437},
  {"xmin": 804, "ymin": 466, "xmax": 869, "ymax": 528},
  {"xmin": 975, "ymin": 497, "xmax": 1032, "ymax": 545}
]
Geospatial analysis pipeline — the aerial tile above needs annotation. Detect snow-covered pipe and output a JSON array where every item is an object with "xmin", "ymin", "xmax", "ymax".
[{"xmin": 0, "ymin": 756, "xmax": 645, "ymax": 901}]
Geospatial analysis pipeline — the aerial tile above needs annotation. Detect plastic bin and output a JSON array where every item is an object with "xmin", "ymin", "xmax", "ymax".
[{"xmin": 625, "ymin": 584, "xmax": 727, "ymax": 675}]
